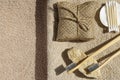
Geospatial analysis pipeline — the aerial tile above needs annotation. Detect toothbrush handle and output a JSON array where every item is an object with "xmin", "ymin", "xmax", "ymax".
[
  {"xmin": 68, "ymin": 35, "xmax": 120, "ymax": 74},
  {"xmin": 91, "ymin": 49, "xmax": 120, "ymax": 73},
  {"xmin": 90, "ymin": 35, "xmax": 120, "ymax": 58}
]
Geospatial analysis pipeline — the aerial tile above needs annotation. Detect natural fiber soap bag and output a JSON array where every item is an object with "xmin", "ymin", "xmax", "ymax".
[{"xmin": 56, "ymin": 1, "xmax": 101, "ymax": 41}]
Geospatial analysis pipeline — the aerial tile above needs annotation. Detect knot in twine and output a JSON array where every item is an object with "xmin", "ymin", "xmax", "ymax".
[
  {"xmin": 59, "ymin": 7, "xmax": 89, "ymax": 32},
  {"xmin": 56, "ymin": 1, "xmax": 101, "ymax": 41}
]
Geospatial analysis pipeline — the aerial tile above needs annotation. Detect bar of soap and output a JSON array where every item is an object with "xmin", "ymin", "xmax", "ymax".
[
  {"xmin": 68, "ymin": 48, "xmax": 87, "ymax": 63},
  {"xmin": 67, "ymin": 48, "xmax": 101, "ymax": 78}
]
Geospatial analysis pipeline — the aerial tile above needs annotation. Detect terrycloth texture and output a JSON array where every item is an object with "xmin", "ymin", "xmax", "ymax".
[
  {"xmin": 0, "ymin": 0, "xmax": 36, "ymax": 80},
  {"xmin": 56, "ymin": 1, "xmax": 101, "ymax": 41},
  {"xmin": 0, "ymin": 0, "xmax": 48, "ymax": 80},
  {"xmin": 47, "ymin": 0, "xmax": 120, "ymax": 80}
]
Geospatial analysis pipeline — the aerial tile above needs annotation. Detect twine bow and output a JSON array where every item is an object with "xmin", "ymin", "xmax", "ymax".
[
  {"xmin": 59, "ymin": 7, "xmax": 89, "ymax": 32},
  {"xmin": 56, "ymin": 1, "xmax": 101, "ymax": 41}
]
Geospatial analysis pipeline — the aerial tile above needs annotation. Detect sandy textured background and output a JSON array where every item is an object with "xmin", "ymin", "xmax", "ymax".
[
  {"xmin": 1, "ymin": 0, "xmax": 120, "ymax": 80},
  {"xmin": 47, "ymin": 0, "xmax": 120, "ymax": 80},
  {"xmin": 0, "ymin": 0, "xmax": 47, "ymax": 80}
]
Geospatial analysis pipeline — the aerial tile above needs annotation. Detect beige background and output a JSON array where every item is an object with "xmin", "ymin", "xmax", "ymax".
[
  {"xmin": 48, "ymin": 0, "xmax": 120, "ymax": 80},
  {"xmin": 1, "ymin": 0, "xmax": 120, "ymax": 80},
  {"xmin": 0, "ymin": 0, "xmax": 47, "ymax": 80}
]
